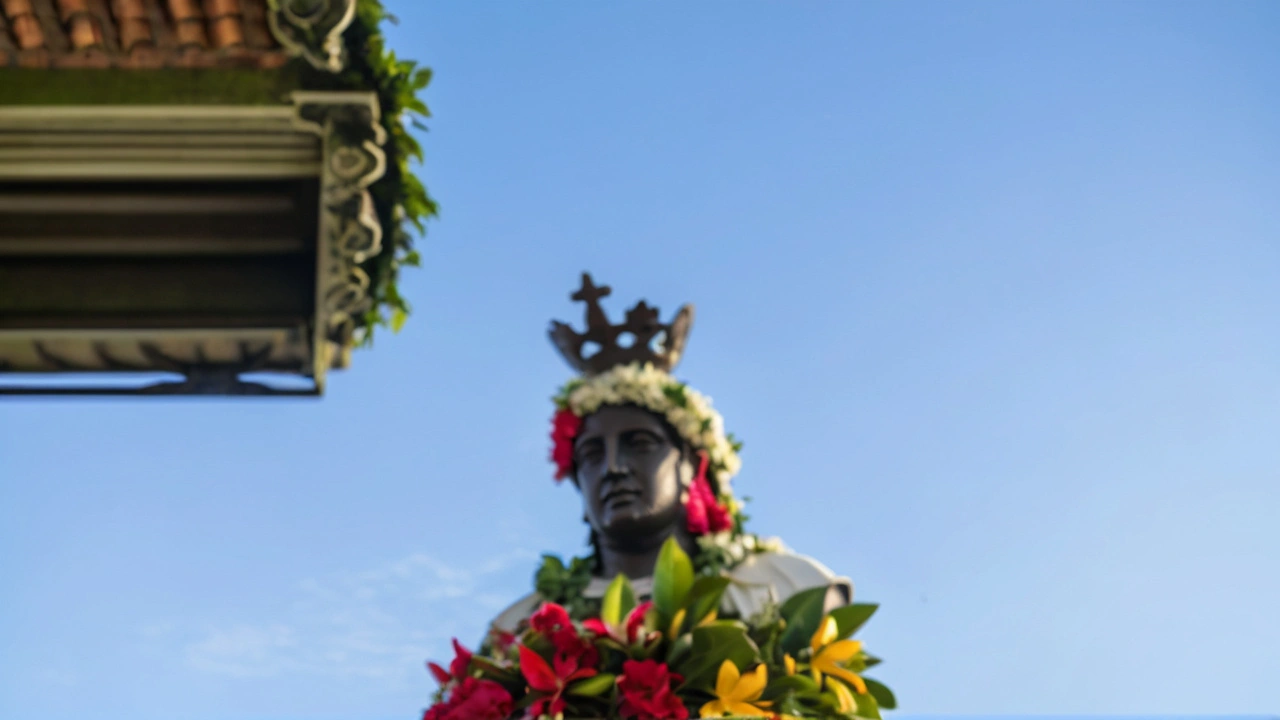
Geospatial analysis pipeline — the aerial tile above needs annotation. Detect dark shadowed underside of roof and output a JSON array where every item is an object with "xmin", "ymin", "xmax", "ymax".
[{"xmin": 0, "ymin": 0, "xmax": 289, "ymax": 69}]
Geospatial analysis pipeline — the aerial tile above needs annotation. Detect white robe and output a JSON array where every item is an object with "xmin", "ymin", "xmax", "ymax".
[{"xmin": 489, "ymin": 550, "xmax": 852, "ymax": 633}]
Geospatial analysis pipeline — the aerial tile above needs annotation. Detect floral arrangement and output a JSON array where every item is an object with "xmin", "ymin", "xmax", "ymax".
[{"xmin": 421, "ymin": 538, "xmax": 895, "ymax": 720}]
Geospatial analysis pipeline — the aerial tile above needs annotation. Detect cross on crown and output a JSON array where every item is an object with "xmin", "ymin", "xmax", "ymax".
[{"xmin": 548, "ymin": 273, "xmax": 695, "ymax": 376}]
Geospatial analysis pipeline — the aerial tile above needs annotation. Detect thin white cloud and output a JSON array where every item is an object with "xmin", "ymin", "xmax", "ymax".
[
  {"xmin": 173, "ymin": 549, "xmax": 536, "ymax": 684},
  {"xmin": 186, "ymin": 625, "xmax": 298, "ymax": 678}
]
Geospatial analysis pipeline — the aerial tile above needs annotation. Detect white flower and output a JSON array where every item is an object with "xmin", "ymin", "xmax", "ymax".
[
  {"xmin": 757, "ymin": 536, "xmax": 785, "ymax": 554},
  {"xmin": 553, "ymin": 362, "xmax": 743, "ymax": 481}
]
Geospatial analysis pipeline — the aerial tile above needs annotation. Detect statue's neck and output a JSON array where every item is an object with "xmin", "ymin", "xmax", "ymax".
[{"xmin": 596, "ymin": 527, "xmax": 698, "ymax": 580}]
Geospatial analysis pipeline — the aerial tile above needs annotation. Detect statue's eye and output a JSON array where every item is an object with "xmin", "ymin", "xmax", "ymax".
[
  {"xmin": 629, "ymin": 433, "xmax": 659, "ymax": 451},
  {"xmin": 575, "ymin": 442, "xmax": 603, "ymax": 465}
]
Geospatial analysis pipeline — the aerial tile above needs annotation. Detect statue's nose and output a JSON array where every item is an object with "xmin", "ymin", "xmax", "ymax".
[{"xmin": 604, "ymin": 439, "xmax": 629, "ymax": 477}]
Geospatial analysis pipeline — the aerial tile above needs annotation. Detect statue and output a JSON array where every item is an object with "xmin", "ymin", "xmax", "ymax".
[
  {"xmin": 421, "ymin": 275, "xmax": 892, "ymax": 720},
  {"xmin": 492, "ymin": 273, "xmax": 851, "ymax": 631}
]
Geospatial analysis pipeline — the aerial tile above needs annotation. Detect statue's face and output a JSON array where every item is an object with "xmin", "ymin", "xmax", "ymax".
[{"xmin": 573, "ymin": 405, "xmax": 688, "ymax": 548}]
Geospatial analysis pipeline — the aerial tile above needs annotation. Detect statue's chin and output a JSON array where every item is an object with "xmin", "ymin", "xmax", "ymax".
[{"xmin": 596, "ymin": 505, "xmax": 682, "ymax": 552}]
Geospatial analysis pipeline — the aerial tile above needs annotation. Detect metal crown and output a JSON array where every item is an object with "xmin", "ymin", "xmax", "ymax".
[{"xmin": 548, "ymin": 273, "xmax": 694, "ymax": 376}]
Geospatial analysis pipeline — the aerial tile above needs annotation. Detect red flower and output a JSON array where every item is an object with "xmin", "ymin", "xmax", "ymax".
[
  {"xmin": 550, "ymin": 409, "xmax": 582, "ymax": 481},
  {"xmin": 427, "ymin": 638, "xmax": 473, "ymax": 686},
  {"xmin": 626, "ymin": 600, "xmax": 654, "ymax": 642},
  {"xmin": 618, "ymin": 659, "xmax": 688, "ymax": 720},
  {"xmin": 489, "ymin": 628, "xmax": 517, "ymax": 654},
  {"xmin": 684, "ymin": 453, "xmax": 733, "ymax": 535},
  {"xmin": 423, "ymin": 677, "xmax": 513, "ymax": 720},
  {"xmin": 530, "ymin": 602, "xmax": 599, "ymax": 667},
  {"xmin": 583, "ymin": 601, "xmax": 654, "ymax": 645},
  {"xmin": 530, "ymin": 602, "xmax": 573, "ymax": 636},
  {"xmin": 519, "ymin": 644, "xmax": 598, "ymax": 719}
]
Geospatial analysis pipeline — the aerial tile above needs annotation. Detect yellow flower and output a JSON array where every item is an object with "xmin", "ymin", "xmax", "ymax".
[
  {"xmin": 668, "ymin": 608, "xmax": 687, "ymax": 638},
  {"xmin": 809, "ymin": 616, "xmax": 868, "ymax": 695},
  {"xmin": 700, "ymin": 660, "xmax": 771, "ymax": 718},
  {"xmin": 783, "ymin": 654, "xmax": 796, "ymax": 676},
  {"xmin": 668, "ymin": 607, "xmax": 717, "ymax": 639},
  {"xmin": 829, "ymin": 677, "xmax": 858, "ymax": 713}
]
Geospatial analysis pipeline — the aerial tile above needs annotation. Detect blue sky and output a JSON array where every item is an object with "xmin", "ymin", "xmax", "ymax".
[{"xmin": 3, "ymin": 2, "xmax": 1280, "ymax": 719}]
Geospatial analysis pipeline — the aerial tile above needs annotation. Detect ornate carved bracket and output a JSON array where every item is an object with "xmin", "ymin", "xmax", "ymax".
[
  {"xmin": 290, "ymin": 91, "xmax": 388, "ymax": 387},
  {"xmin": 267, "ymin": 0, "xmax": 358, "ymax": 72}
]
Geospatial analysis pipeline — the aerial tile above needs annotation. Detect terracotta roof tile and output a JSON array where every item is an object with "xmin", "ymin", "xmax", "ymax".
[
  {"xmin": 0, "ymin": 13, "xmax": 13, "ymax": 55},
  {"xmin": 204, "ymin": 0, "xmax": 239, "ymax": 17},
  {"xmin": 209, "ymin": 15, "xmax": 241, "ymax": 48},
  {"xmin": 1, "ymin": 0, "xmax": 283, "ymax": 68},
  {"xmin": 110, "ymin": 0, "xmax": 150, "ymax": 50},
  {"xmin": 67, "ymin": 16, "xmax": 104, "ymax": 50},
  {"xmin": 239, "ymin": 0, "xmax": 270, "ymax": 49},
  {"xmin": 54, "ymin": 0, "xmax": 88, "ymax": 20},
  {"xmin": 4, "ymin": 0, "xmax": 43, "ymax": 50},
  {"xmin": 165, "ymin": 0, "xmax": 197, "ymax": 21}
]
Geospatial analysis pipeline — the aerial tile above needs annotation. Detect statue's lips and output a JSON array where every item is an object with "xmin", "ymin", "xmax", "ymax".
[{"xmin": 602, "ymin": 488, "xmax": 643, "ymax": 507}]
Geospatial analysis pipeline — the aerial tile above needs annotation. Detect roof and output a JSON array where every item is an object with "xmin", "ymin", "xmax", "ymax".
[{"xmin": 0, "ymin": 0, "xmax": 290, "ymax": 69}]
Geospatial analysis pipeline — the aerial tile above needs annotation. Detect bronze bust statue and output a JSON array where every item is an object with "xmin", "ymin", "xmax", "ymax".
[{"xmin": 489, "ymin": 274, "xmax": 850, "ymax": 636}]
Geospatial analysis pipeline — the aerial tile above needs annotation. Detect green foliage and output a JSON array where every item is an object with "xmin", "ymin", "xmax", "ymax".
[
  {"xmin": 677, "ymin": 622, "xmax": 761, "ymax": 691},
  {"xmin": 662, "ymin": 383, "xmax": 689, "ymax": 408},
  {"xmin": 600, "ymin": 574, "xmax": 637, "ymax": 627},
  {"xmin": 463, "ymin": 546, "xmax": 895, "ymax": 720},
  {"xmin": 336, "ymin": 0, "xmax": 438, "ymax": 345},
  {"xmin": 683, "ymin": 575, "xmax": 731, "ymax": 629},
  {"xmin": 864, "ymin": 677, "xmax": 897, "ymax": 710},
  {"xmin": 829, "ymin": 603, "xmax": 878, "ymax": 640},
  {"xmin": 553, "ymin": 378, "xmax": 586, "ymax": 408},
  {"xmin": 726, "ymin": 432, "xmax": 745, "ymax": 454},
  {"xmin": 652, "ymin": 537, "xmax": 695, "ymax": 630},
  {"xmin": 474, "ymin": 532, "xmax": 895, "ymax": 719},
  {"xmin": 568, "ymin": 673, "xmax": 617, "ymax": 697},
  {"xmin": 855, "ymin": 692, "xmax": 883, "ymax": 719},
  {"xmin": 777, "ymin": 586, "xmax": 830, "ymax": 654},
  {"xmin": 534, "ymin": 554, "xmax": 598, "ymax": 619}
]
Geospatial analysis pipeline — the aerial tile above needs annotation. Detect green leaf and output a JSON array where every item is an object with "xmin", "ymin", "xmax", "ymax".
[
  {"xmin": 535, "ymin": 555, "xmax": 567, "ymax": 595},
  {"xmin": 662, "ymin": 384, "xmax": 689, "ymax": 408},
  {"xmin": 652, "ymin": 537, "xmax": 694, "ymax": 629},
  {"xmin": 664, "ymin": 633, "xmax": 692, "ymax": 667},
  {"xmin": 766, "ymin": 673, "xmax": 822, "ymax": 697},
  {"xmin": 682, "ymin": 575, "xmax": 731, "ymax": 632},
  {"xmin": 567, "ymin": 673, "xmax": 617, "ymax": 697},
  {"xmin": 829, "ymin": 603, "xmax": 878, "ymax": 640},
  {"xmin": 390, "ymin": 307, "xmax": 408, "ymax": 333},
  {"xmin": 470, "ymin": 656, "xmax": 520, "ymax": 684},
  {"xmin": 595, "ymin": 636, "xmax": 629, "ymax": 656},
  {"xmin": 777, "ymin": 586, "xmax": 829, "ymax": 654},
  {"xmin": 676, "ymin": 622, "xmax": 760, "ymax": 690},
  {"xmin": 854, "ymin": 691, "xmax": 882, "ymax": 719},
  {"xmin": 600, "ymin": 574, "xmax": 636, "ymax": 627},
  {"xmin": 863, "ymin": 678, "xmax": 896, "ymax": 710}
]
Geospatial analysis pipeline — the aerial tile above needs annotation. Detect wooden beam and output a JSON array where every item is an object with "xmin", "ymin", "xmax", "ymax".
[
  {"xmin": 0, "ymin": 193, "xmax": 295, "ymax": 214},
  {"xmin": 0, "ymin": 237, "xmax": 305, "ymax": 255}
]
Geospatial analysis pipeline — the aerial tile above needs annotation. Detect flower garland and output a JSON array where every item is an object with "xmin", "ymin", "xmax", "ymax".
[
  {"xmin": 549, "ymin": 362, "xmax": 745, "ymax": 539},
  {"xmin": 421, "ymin": 539, "xmax": 896, "ymax": 720}
]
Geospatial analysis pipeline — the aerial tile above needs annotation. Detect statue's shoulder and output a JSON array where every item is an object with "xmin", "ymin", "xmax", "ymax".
[{"xmin": 722, "ymin": 543, "xmax": 853, "ymax": 618}]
